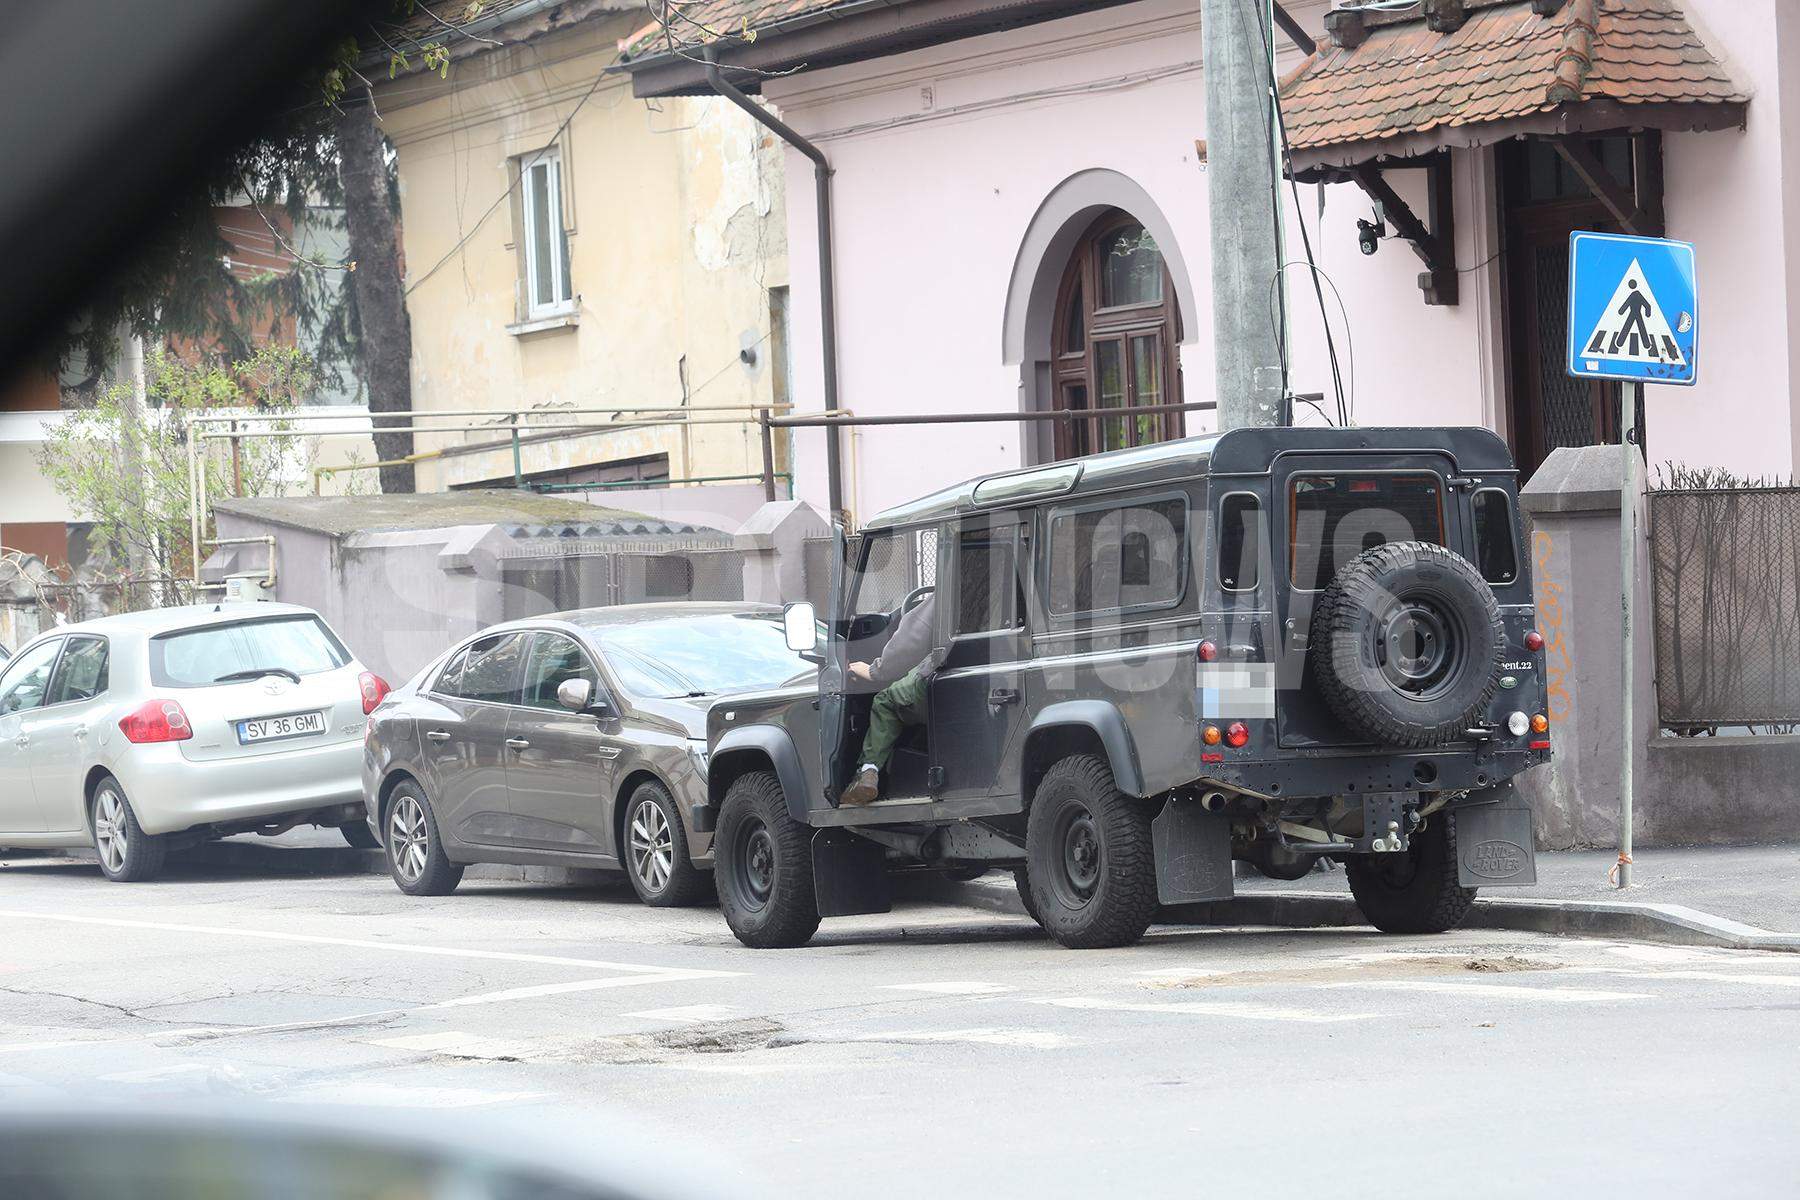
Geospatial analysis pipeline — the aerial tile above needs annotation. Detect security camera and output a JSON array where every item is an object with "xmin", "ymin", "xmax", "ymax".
[{"xmin": 1356, "ymin": 216, "xmax": 1386, "ymax": 256}]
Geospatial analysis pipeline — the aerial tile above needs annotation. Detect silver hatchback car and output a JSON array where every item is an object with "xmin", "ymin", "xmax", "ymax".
[
  {"xmin": 363, "ymin": 603, "xmax": 815, "ymax": 906},
  {"xmin": 0, "ymin": 603, "xmax": 387, "ymax": 880}
]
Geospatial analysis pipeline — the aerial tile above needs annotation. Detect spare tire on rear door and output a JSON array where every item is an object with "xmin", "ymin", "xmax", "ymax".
[{"xmin": 1309, "ymin": 540, "xmax": 1504, "ymax": 748}]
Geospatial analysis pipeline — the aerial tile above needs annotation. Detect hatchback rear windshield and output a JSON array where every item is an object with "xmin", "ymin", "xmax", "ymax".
[
  {"xmin": 150, "ymin": 615, "xmax": 350, "ymax": 688},
  {"xmin": 1290, "ymin": 473, "xmax": 1446, "ymax": 590}
]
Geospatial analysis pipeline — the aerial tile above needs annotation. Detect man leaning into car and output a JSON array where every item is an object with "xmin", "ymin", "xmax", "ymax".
[{"xmin": 839, "ymin": 594, "xmax": 942, "ymax": 807}]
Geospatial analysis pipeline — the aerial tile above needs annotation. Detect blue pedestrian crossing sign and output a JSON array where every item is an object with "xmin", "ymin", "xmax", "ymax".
[{"xmin": 1567, "ymin": 232, "xmax": 1698, "ymax": 386}]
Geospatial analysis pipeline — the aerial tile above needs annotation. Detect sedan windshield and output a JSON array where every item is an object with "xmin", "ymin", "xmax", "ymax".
[{"xmin": 594, "ymin": 613, "xmax": 814, "ymax": 699}]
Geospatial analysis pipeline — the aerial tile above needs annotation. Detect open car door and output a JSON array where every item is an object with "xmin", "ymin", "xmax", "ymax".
[{"xmin": 818, "ymin": 523, "xmax": 855, "ymax": 806}]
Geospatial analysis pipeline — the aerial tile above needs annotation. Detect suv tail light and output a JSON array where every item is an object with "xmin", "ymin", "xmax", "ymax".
[
  {"xmin": 120, "ymin": 699, "xmax": 193, "ymax": 744},
  {"xmin": 1225, "ymin": 721, "xmax": 1250, "ymax": 749},
  {"xmin": 1523, "ymin": 630, "xmax": 1545, "ymax": 652},
  {"xmin": 359, "ymin": 672, "xmax": 391, "ymax": 715}
]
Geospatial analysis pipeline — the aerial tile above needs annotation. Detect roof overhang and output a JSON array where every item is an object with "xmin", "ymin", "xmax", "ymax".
[
  {"xmin": 1289, "ymin": 97, "xmax": 1748, "ymax": 182},
  {"xmin": 625, "ymin": 0, "xmax": 1142, "ymax": 97}
]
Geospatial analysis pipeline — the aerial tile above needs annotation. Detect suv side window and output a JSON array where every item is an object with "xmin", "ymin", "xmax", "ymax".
[
  {"xmin": 451, "ymin": 634, "xmax": 525, "ymax": 705},
  {"xmin": 1046, "ymin": 497, "xmax": 1188, "ymax": 617},
  {"xmin": 45, "ymin": 636, "xmax": 108, "ymax": 705},
  {"xmin": 953, "ymin": 528, "xmax": 1024, "ymax": 635},
  {"xmin": 520, "ymin": 633, "xmax": 599, "ymax": 710},
  {"xmin": 1471, "ymin": 489, "xmax": 1519, "ymax": 585},
  {"xmin": 1216, "ymin": 493, "xmax": 1265, "ymax": 592},
  {"xmin": 0, "ymin": 639, "xmax": 61, "ymax": 715}
]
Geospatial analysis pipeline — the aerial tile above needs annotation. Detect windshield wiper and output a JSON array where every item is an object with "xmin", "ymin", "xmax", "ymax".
[{"xmin": 215, "ymin": 667, "xmax": 302, "ymax": 685}]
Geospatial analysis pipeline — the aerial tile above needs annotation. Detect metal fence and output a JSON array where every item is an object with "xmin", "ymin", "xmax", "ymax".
[
  {"xmin": 501, "ymin": 548, "xmax": 745, "ymax": 619},
  {"xmin": 1649, "ymin": 486, "xmax": 1800, "ymax": 729}
]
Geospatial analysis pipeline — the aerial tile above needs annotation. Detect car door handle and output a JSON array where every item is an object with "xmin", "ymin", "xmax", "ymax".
[
  {"xmin": 988, "ymin": 687, "xmax": 1020, "ymax": 705},
  {"xmin": 72, "ymin": 726, "xmax": 89, "ymax": 739},
  {"xmin": 505, "ymin": 737, "xmax": 530, "ymax": 751},
  {"xmin": 425, "ymin": 730, "xmax": 451, "ymax": 743},
  {"xmin": 12, "ymin": 735, "xmax": 26, "ymax": 748}
]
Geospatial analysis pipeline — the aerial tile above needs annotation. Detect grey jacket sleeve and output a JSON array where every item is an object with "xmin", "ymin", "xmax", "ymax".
[{"xmin": 869, "ymin": 594, "xmax": 938, "ymax": 686}]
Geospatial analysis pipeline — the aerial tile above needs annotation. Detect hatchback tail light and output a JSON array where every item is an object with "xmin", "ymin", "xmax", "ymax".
[
  {"xmin": 358, "ymin": 672, "xmax": 391, "ymax": 715},
  {"xmin": 120, "ymin": 699, "xmax": 193, "ymax": 744}
]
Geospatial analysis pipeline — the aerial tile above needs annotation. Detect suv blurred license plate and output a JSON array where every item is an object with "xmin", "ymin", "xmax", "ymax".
[{"xmin": 238, "ymin": 711, "xmax": 326, "ymax": 744}]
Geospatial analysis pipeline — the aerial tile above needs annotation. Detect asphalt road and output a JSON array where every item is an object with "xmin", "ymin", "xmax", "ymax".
[{"xmin": 2, "ymin": 850, "xmax": 1798, "ymax": 1199}]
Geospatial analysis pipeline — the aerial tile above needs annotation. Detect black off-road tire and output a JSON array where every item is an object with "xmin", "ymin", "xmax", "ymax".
[
  {"xmin": 621, "ymin": 779, "xmax": 712, "ymax": 908},
  {"xmin": 90, "ymin": 776, "xmax": 167, "ymax": 883},
  {"xmin": 1345, "ymin": 816, "xmax": 1477, "ymax": 934},
  {"xmin": 715, "ymin": 771, "xmax": 820, "ymax": 949},
  {"xmin": 1025, "ymin": 755, "xmax": 1159, "ymax": 949},
  {"xmin": 1012, "ymin": 866, "xmax": 1044, "ymax": 928},
  {"xmin": 1310, "ymin": 540, "xmax": 1505, "ymax": 748},
  {"xmin": 384, "ymin": 780, "xmax": 464, "ymax": 897},
  {"xmin": 339, "ymin": 821, "xmax": 380, "ymax": 850}
]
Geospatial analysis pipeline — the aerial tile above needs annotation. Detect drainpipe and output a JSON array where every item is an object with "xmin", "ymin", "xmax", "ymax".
[{"xmin": 703, "ymin": 47, "xmax": 845, "ymax": 521}]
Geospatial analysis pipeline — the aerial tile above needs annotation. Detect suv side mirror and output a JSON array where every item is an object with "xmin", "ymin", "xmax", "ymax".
[{"xmin": 783, "ymin": 601, "xmax": 818, "ymax": 652}]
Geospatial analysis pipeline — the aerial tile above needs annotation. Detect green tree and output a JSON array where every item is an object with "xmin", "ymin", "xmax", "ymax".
[{"xmin": 34, "ymin": 347, "xmax": 320, "ymax": 589}]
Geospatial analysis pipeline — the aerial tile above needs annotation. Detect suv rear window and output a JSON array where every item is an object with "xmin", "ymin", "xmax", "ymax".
[
  {"xmin": 1290, "ymin": 473, "xmax": 1445, "ymax": 590},
  {"xmin": 150, "ymin": 615, "xmax": 350, "ymax": 687}
]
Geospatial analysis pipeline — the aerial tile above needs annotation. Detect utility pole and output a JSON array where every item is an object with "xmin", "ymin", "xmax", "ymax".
[{"xmin": 1203, "ymin": 0, "xmax": 1285, "ymax": 430}]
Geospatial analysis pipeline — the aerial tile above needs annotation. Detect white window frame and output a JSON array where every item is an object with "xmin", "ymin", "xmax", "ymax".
[{"xmin": 519, "ymin": 146, "xmax": 573, "ymax": 319}]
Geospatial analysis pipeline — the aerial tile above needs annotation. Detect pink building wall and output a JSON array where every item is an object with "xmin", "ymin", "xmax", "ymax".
[{"xmin": 765, "ymin": 0, "xmax": 1798, "ymax": 522}]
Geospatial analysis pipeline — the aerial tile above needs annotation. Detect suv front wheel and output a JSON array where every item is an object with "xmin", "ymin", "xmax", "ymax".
[
  {"xmin": 715, "ymin": 771, "xmax": 820, "ymax": 949},
  {"xmin": 1025, "ymin": 755, "xmax": 1159, "ymax": 949}
]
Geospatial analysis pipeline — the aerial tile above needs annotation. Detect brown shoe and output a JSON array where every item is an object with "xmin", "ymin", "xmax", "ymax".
[{"xmin": 839, "ymin": 766, "xmax": 880, "ymax": 807}]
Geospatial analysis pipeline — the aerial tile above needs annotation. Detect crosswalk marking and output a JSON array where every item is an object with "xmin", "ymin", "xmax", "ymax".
[
  {"xmin": 880, "ymin": 981, "xmax": 1014, "ymax": 995},
  {"xmin": 623, "ymin": 1004, "xmax": 743, "ymax": 1023},
  {"xmin": 1035, "ymin": 996, "xmax": 1378, "ymax": 1023},
  {"xmin": 1317, "ymin": 981, "xmax": 1648, "ymax": 1002},
  {"xmin": 850, "ymin": 1028, "xmax": 1072, "ymax": 1048}
]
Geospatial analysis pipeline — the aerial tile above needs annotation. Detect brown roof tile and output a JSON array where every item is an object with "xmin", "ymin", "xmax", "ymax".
[{"xmin": 1282, "ymin": 0, "xmax": 1748, "ymax": 154}]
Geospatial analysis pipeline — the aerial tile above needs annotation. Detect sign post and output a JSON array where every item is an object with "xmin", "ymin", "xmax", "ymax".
[{"xmin": 1566, "ymin": 232, "xmax": 1699, "ymax": 889}]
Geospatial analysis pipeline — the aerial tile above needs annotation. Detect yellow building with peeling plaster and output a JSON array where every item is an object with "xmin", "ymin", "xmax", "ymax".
[{"xmin": 374, "ymin": 2, "xmax": 790, "ymax": 523}]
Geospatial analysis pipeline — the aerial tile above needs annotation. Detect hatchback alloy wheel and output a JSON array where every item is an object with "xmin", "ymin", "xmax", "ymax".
[
  {"xmin": 628, "ymin": 797, "xmax": 675, "ymax": 894},
  {"xmin": 388, "ymin": 793, "xmax": 429, "ymax": 886},
  {"xmin": 93, "ymin": 788, "xmax": 127, "ymax": 875}
]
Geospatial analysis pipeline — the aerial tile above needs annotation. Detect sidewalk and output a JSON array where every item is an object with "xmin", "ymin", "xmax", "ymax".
[{"xmin": 1237, "ymin": 844, "xmax": 1800, "ymax": 936}]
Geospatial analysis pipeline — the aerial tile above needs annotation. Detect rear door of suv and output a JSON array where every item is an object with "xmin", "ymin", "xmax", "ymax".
[{"xmin": 1272, "ymin": 453, "xmax": 1466, "ymax": 748}]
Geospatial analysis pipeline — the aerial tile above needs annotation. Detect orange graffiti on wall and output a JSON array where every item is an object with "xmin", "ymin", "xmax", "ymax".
[{"xmin": 1533, "ymin": 530, "xmax": 1572, "ymax": 723}]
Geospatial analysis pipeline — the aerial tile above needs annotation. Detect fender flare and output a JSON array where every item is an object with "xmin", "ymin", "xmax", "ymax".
[
  {"xmin": 1024, "ymin": 700, "xmax": 1147, "ymax": 798},
  {"xmin": 710, "ymin": 724, "xmax": 812, "ymax": 823}
]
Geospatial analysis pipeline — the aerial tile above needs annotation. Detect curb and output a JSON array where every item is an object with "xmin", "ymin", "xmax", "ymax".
[{"xmin": 963, "ymin": 877, "xmax": 1800, "ymax": 953}]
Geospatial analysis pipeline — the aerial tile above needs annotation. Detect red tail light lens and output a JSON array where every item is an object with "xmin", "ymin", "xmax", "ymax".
[
  {"xmin": 358, "ymin": 672, "xmax": 391, "ymax": 715},
  {"xmin": 1524, "ymin": 630, "xmax": 1545, "ymax": 652},
  {"xmin": 119, "ymin": 699, "xmax": 193, "ymax": 744},
  {"xmin": 1225, "ymin": 721, "xmax": 1250, "ymax": 749},
  {"xmin": 1197, "ymin": 640, "xmax": 1219, "ymax": 663}
]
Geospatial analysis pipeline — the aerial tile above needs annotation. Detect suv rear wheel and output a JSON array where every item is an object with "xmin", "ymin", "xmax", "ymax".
[
  {"xmin": 1025, "ymin": 755, "xmax": 1159, "ymax": 949},
  {"xmin": 715, "ymin": 771, "xmax": 820, "ymax": 948},
  {"xmin": 1345, "ymin": 816, "xmax": 1476, "ymax": 934}
]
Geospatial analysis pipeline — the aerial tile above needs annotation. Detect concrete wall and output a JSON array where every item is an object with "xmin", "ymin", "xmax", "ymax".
[
  {"xmin": 1520, "ymin": 445, "xmax": 1800, "ymax": 848},
  {"xmin": 761, "ymin": 0, "xmax": 1793, "ymax": 522},
  {"xmin": 376, "ymin": 13, "xmax": 789, "ymax": 493}
]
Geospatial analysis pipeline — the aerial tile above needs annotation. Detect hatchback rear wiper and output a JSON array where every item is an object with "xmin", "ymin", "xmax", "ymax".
[{"xmin": 215, "ymin": 667, "xmax": 302, "ymax": 685}]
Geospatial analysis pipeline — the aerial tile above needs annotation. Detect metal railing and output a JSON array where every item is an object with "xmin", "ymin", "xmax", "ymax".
[{"xmin": 1649, "ymin": 484, "xmax": 1800, "ymax": 729}]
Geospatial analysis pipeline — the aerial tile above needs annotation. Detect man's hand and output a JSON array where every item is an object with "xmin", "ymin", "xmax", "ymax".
[{"xmin": 848, "ymin": 661, "xmax": 873, "ymax": 685}]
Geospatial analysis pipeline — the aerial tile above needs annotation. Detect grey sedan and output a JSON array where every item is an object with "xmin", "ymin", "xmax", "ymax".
[{"xmin": 363, "ymin": 603, "xmax": 815, "ymax": 906}]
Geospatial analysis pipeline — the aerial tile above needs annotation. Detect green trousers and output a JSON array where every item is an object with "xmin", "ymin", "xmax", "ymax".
[{"xmin": 861, "ymin": 666, "xmax": 929, "ymax": 770}]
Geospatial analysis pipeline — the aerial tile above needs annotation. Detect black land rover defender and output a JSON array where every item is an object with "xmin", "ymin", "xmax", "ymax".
[{"xmin": 700, "ymin": 427, "xmax": 1549, "ymax": 950}]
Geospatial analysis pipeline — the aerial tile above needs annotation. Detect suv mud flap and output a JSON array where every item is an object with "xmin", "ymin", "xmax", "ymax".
[
  {"xmin": 812, "ymin": 828, "xmax": 893, "ymax": 917},
  {"xmin": 1450, "ymin": 783, "xmax": 1538, "ymax": 887},
  {"xmin": 1151, "ymin": 797, "xmax": 1234, "ymax": 905}
]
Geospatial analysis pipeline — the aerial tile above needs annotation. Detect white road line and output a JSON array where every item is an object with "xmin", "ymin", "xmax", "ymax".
[
  {"xmin": 425, "ymin": 975, "xmax": 714, "ymax": 1009},
  {"xmin": 880, "ymin": 981, "xmax": 1014, "ymax": 995},
  {"xmin": 1650, "ymin": 971, "xmax": 1800, "ymax": 988},
  {"xmin": 0, "ymin": 909, "xmax": 740, "ymax": 978},
  {"xmin": 275, "ymin": 1084, "xmax": 545, "ymax": 1109},
  {"xmin": 1317, "ymin": 981, "xmax": 1649, "ymax": 1002},
  {"xmin": 369, "ymin": 1031, "xmax": 540, "ymax": 1060},
  {"xmin": 1034, "ymin": 997, "xmax": 1378, "ymax": 1023},
  {"xmin": 623, "ymin": 1004, "xmax": 742, "ymax": 1024},
  {"xmin": 851, "ymin": 1028, "xmax": 1072, "ymax": 1048}
]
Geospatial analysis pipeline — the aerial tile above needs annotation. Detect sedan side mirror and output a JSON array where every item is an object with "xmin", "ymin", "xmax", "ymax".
[
  {"xmin": 783, "ymin": 601, "xmax": 818, "ymax": 652},
  {"xmin": 556, "ymin": 678, "xmax": 593, "ymax": 712}
]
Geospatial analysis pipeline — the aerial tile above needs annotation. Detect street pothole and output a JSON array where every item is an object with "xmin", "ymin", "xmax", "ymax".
[
  {"xmin": 581, "ymin": 1018, "xmax": 802, "ymax": 1064},
  {"xmin": 1144, "ymin": 955, "xmax": 1563, "ymax": 989}
]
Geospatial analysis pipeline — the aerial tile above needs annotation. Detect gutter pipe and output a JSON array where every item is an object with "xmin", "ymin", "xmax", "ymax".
[{"xmin": 702, "ymin": 46, "xmax": 845, "ymax": 520}]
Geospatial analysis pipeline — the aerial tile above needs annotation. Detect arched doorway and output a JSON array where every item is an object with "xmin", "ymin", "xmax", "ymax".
[{"xmin": 1047, "ymin": 210, "xmax": 1184, "ymax": 460}]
